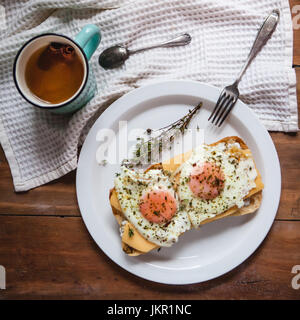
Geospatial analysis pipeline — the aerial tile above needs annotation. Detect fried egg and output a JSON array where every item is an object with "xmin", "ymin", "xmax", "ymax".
[
  {"xmin": 177, "ymin": 142, "xmax": 257, "ymax": 228},
  {"xmin": 114, "ymin": 166, "xmax": 191, "ymax": 247}
]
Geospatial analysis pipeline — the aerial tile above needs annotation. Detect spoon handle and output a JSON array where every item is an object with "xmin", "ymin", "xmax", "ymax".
[
  {"xmin": 129, "ymin": 33, "xmax": 191, "ymax": 55},
  {"xmin": 234, "ymin": 9, "xmax": 280, "ymax": 86}
]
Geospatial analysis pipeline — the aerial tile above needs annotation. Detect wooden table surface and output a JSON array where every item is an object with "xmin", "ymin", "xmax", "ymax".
[{"xmin": 1, "ymin": 2, "xmax": 300, "ymax": 300}]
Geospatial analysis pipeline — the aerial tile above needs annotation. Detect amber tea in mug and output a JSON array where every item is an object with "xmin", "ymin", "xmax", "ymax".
[{"xmin": 25, "ymin": 42, "xmax": 84, "ymax": 104}]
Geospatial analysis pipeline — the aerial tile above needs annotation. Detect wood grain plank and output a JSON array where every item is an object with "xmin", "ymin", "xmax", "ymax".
[
  {"xmin": 291, "ymin": 0, "xmax": 300, "ymax": 65},
  {"xmin": 0, "ymin": 216, "xmax": 299, "ymax": 300},
  {"xmin": 0, "ymin": 148, "xmax": 80, "ymax": 216}
]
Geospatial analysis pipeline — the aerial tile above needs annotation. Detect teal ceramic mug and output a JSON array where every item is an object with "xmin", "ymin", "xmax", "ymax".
[{"xmin": 13, "ymin": 24, "xmax": 101, "ymax": 114}]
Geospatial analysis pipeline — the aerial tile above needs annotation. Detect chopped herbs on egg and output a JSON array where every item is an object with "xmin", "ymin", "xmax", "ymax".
[
  {"xmin": 114, "ymin": 167, "xmax": 191, "ymax": 247},
  {"xmin": 177, "ymin": 142, "xmax": 257, "ymax": 227}
]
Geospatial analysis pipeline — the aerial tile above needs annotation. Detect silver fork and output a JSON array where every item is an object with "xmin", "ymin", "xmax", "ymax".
[{"xmin": 208, "ymin": 9, "xmax": 280, "ymax": 127}]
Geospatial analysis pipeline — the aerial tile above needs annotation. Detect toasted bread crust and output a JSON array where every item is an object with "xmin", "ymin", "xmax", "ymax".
[{"xmin": 110, "ymin": 136, "xmax": 263, "ymax": 256}]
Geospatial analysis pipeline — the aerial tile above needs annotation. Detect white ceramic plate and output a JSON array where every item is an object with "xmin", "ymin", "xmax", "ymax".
[{"xmin": 76, "ymin": 80, "xmax": 281, "ymax": 285}]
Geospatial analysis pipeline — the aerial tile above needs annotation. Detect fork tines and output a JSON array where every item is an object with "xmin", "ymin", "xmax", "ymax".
[{"xmin": 208, "ymin": 87, "xmax": 238, "ymax": 127}]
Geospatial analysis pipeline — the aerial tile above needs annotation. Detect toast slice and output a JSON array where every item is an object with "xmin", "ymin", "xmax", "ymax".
[{"xmin": 110, "ymin": 136, "xmax": 264, "ymax": 256}]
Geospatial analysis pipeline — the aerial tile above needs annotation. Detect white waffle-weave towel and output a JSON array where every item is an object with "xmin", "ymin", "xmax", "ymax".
[{"xmin": 0, "ymin": 0, "xmax": 298, "ymax": 192}]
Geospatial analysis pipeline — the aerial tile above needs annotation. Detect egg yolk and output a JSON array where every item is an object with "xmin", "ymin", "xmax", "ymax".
[
  {"xmin": 139, "ymin": 189, "xmax": 177, "ymax": 224},
  {"xmin": 189, "ymin": 162, "xmax": 225, "ymax": 200}
]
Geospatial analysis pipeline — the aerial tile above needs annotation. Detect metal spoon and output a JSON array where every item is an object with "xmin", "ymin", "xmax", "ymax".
[{"xmin": 98, "ymin": 33, "xmax": 192, "ymax": 69}]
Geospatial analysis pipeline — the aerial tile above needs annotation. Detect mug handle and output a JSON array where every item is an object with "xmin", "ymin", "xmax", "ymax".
[{"xmin": 75, "ymin": 24, "xmax": 101, "ymax": 60}]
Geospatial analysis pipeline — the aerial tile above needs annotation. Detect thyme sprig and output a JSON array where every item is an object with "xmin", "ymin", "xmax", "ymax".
[{"xmin": 122, "ymin": 102, "xmax": 202, "ymax": 168}]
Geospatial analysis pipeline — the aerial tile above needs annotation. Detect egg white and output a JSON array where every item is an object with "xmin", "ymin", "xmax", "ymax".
[
  {"xmin": 178, "ymin": 142, "xmax": 257, "ymax": 228},
  {"xmin": 114, "ymin": 167, "xmax": 191, "ymax": 247}
]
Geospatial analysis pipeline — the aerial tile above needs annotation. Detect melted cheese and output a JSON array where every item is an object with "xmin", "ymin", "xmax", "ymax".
[{"xmin": 122, "ymin": 222, "xmax": 158, "ymax": 253}]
